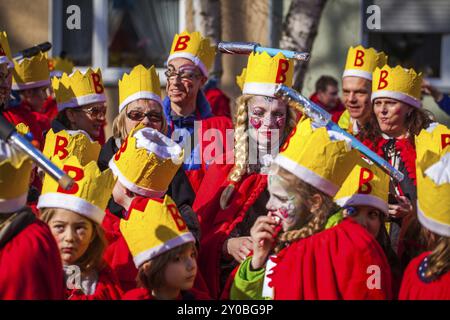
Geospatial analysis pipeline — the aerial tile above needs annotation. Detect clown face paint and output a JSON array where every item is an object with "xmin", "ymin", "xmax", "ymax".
[
  {"xmin": 247, "ymin": 96, "xmax": 287, "ymax": 149},
  {"xmin": 266, "ymin": 174, "xmax": 300, "ymax": 232}
]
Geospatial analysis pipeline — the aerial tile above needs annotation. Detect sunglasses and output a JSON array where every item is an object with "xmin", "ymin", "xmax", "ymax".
[{"xmin": 126, "ymin": 110, "xmax": 163, "ymax": 122}]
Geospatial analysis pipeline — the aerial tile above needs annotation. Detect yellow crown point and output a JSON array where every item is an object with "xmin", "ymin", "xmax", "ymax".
[
  {"xmin": 416, "ymin": 123, "xmax": 450, "ymax": 161},
  {"xmin": 343, "ymin": 45, "xmax": 387, "ymax": 80},
  {"xmin": 416, "ymin": 150, "xmax": 450, "ymax": 237},
  {"xmin": 109, "ymin": 126, "xmax": 184, "ymax": 197},
  {"xmin": 0, "ymin": 31, "xmax": 13, "ymax": 68},
  {"xmin": 118, "ymin": 64, "xmax": 162, "ymax": 112},
  {"xmin": 48, "ymin": 56, "xmax": 74, "ymax": 77},
  {"xmin": 242, "ymin": 51, "xmax": 294, "ymax": 97},
  {"xmin": 236, "ymin": 68, "xmax": 247, "ymax": 91},
  {"xmin": 43, "ymin": 129, "xmax": 101, "ymax": 166},
  {"xmin": 372, "ymin": 65, "xmax": 423, "ymax": 108},
  {"xmin": 0, "ymin": 140, "xmax": 33, "ymax": 212},
  {"xmin": 168, "ymin": 30, "xmax": 216, "ymax": 76},
  {"xmin": 38, "ymin": 156, "xmax": 116, "ymax": 224},
  {"xmin": 52, "ymin": 68, "xmax": 106, "ymax": 111},
  {"xmin": 15, "ymin": 123, "xmax": 30, "ymax": 136},
  {"xmin": 275, "ymin": 118, "xmax": 360, "ymax": 196},
  {"xmin": 12, "ymin": 51, "xmax": 50, "ymax": 90},
  {"xmin": 334, "ymin": 156, "xmax": 389, "ymax": 214},
  {"xmin": 120, "ymin": 194, "xmax": 195, "ymax": 267}
]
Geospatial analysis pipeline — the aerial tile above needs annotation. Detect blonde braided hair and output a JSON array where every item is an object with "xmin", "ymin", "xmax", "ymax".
[{"xmin": 219, "ymin": 95, "xmax": 299, "ymax": 209}]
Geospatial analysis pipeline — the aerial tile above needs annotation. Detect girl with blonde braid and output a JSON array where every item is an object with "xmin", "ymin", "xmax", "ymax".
[
  {"xmin": 193, "ymin": 52, "xmax": 299, "ymax": 299},
  {"xmin": 230, "ymin": 119, "xmax": 393, "ymax": 300}
]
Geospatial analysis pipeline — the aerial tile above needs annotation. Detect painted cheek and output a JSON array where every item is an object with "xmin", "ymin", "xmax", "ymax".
[
  {"xmin": 275, "ymin": 117, "xmax": 285, "ymax": 128},
  {"xmin": 278, "ymin": 207, "xmax": 289, "ymax": 219},
  {"xmin": 250, "ymin": 117, "xmax": 262, "ymax": 129}
]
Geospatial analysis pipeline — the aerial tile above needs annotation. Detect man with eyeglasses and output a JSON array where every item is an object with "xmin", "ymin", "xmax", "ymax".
[{"xmin": 164, "ymin": 31, "xmax": 233, "ymax": 192}]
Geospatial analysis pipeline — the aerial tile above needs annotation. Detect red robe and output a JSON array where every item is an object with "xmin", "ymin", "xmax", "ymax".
[
  {"xmin": 67, "ymin": 265, "xmax": 123, "ymax": 300},
  {"xmin": 0, "ymin": 218, "xmax": 65, "ymax": 300},
  {"xmin": 309, "ymin": 93, "xmax": 346, "ymax": 124},
  {"xmin": 42, "ymin": 96, "xmax": 58, "ymax": 122},
  {"xmin": 193, "ymin": 162, "xmax": 268, "ymax": 299},
  {"xmin": 103, "ymin": 197, "xmax": 211, "ymax": 298},
  {"xmin": 204, "ymin": 87, "xmax": 231, "ymax": 119},
  {"xmin": 399, "ymin": 252, "xmax": 450, "ymax": 300},
  {"xmin": 268, "ymin": 218, "xmax": 393, "ymax": 300}
]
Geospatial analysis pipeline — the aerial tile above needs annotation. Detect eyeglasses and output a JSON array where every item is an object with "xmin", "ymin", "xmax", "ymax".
[
  {"xmin": 126, "ymin": 110, "xmax": 163, "ymax": 122},
  {"xmin": 164, "ymin": 68, "xmax": 201, "ymax": 82},
  {"xmin": 75, "ymin": 105, "xmax": 107, "ymax": 119}
]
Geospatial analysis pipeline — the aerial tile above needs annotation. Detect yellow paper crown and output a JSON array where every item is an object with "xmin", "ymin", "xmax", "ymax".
[
  {"xmin": 120, "ymin": 194, "xmax": 195, "ymax": 268},
  {"xmin": 0, "ymin": 140, "xmax": 33, "ymax": 213},
  {"xmin": 43, "ymin": 129, "xmax": 101, "ymax": 166},
  {"xmin": 118, "ymin": 64, "xmax": 162, "ymax": 113},
  {"xmin": 109, "ymin": 126, "xmax": 184, "ymax": 197},
  {"xmin": 12, "ymin": 52, "xmax": 50, "ymax": 90},
  {"xmin": 38, "ymin": 156, "xmax": 116, "ymax": 224},
  {"xmin": 52, "ymin": 68, "xmax": 106, "ymax": 112},
  {"xmin": 415, "ymin": 123, "xmax": 450, "ymax": 162},
  {"xmin": 242, "ymin": 51, "xmax": 294, "ymax": 97},
  {"xmin": 0, "ymin": 31, "xmax": 13, "ymax": 68},
  {"xmin": 372, "ymin": 65, "xmax": 423, "ymax": 108},
  {"xmin": 416, "ymin": 150, "xmax": 450, "ymax": 237},
  {"xmin": 48, "ymin": 56, "xmax": 74, "ymax": 77},
  {"xmin": 167, "ymin": 30, "xmax": 216, "ymax": 76},
  {"xmin": 334, "ymin": 157, "xmax": 389, "ymax": 214},
  {"xmin": 236, "ymin": 68, "xmax": 247, "ymax": 91},
  {"xmin": 343, "ymin": 45, "xmax": 387, "ymax": 81},
  {"xmin": 275, "ymin": 118, "xmax": 359, "ymax": 196}
]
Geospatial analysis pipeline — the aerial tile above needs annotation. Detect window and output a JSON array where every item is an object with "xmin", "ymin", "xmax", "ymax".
[{"xmin": 51, "ymin": 0, "xmax": 186, "ymax": 85}]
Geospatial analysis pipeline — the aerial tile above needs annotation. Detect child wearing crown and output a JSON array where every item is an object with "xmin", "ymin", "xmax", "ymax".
[
  {"xmin": 51, "ymin": 68, "xmax": 107, "ymax": 144},
  {"xmin": 230, "ymin": 119, "xmax": 392, "ymax": 300},
  {"xmin": 398, "ymin": 134, "xmax": 450, "ymax": 299},
  {"xmin": 359, "ymin": 65, "xmax": 438, "ymax": 271},
  {"xmin": 97, "ymin": 65, "xmax": 199, "ymax": 246},
  {"xmin": 192, "ymin": 51, "xmax": 300, "ymax": 298},
  {"xmin": 121, "ymin": 195, "xmax": 208, "ymax": 300},
  {"xmin": 37, "ymin": 155, "xmax": 122, "ymax": 300},
  {"xmin": 104, "ymin": 125, "xmax": 208, "ymax": 297},
  {"xmin": 0, "ymin": 137, "xmax": 64, "ymax": 299}
]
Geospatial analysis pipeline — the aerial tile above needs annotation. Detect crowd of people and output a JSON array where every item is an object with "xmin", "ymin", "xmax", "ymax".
[{"xmin": 0, "ymin": 29, "xmax": 449, "ymax": 300}]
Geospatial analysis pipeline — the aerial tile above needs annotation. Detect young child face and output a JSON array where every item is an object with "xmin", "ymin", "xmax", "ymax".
[
  {"xmin": 47, "ymin": 208, "xmax": 95, "ymax": 266},
  {"xmin": 344, "ymin": 205, "xmax": 382, "ymax": 238},
  {"xmin": 164, "ymin": 243, "xmax": 197, "ymax": 292}
]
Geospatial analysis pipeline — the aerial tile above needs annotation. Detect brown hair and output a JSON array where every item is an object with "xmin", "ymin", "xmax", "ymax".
[
  {"xmin": 40, "ymin": 208, "xmax": 107, "ymax": 272},
  {"xmin": 136, "ymin": 242, "xmax": 197, "ymax": 290},
  {"xmin": 426, "ymin": 236, "xmax": 450, "ymax": 278},
  {"xmin": 269, "ymin": 165, "xmax": 339, "ymax": 253},
  {"xmin": 220, "ymin": 94, "xmax": 298, "ymax": 209},
  {"xmin": 359, "ymin": 103, "xmax": 435, "ymax": 144},
  {"xmin": 112, "ymin": 100, "xmax": 168, "ymax": 142},
  {"xmin": 315, "ymin": 75, "xmax": 338, "ymax": 93}
]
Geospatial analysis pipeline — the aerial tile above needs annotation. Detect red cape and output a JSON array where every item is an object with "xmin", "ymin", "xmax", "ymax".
[
  {"xmin": 204, "ymin": 87, "xmax": 231, "ymax": 119},
  {"xmin": 399, "ymin": 251, "xmax": 450, "ymax": 300},
  {"xmin": 309, "ymin": 93, "xmax": 346, "ymax": 123},
  {"xmin": 67, "ymin": 265, "xmax": 123, "ymax": 300},
  {"xmin": 268, "ymin": 218, "xmax": 393, "ymax": 300},
  {"xmin": 193, "ymin": 162, "xmax": 268, "ymax": 299},
  {"xmin": 0, "ymin": 219, "xmax": 65, "ymax": 300}
]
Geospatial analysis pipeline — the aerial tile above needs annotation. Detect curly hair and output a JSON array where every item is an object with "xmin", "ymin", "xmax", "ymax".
[
  {"xmin": 269, "ymin": 165, "xmax": 339, "ymax": 253},
  {"xmin": 219, "ymin": 95, "xmax": 299, "ymax": 209}
]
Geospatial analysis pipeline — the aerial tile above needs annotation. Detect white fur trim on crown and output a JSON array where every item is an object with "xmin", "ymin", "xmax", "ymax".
[
  {"xmin": 133, "ymin": 232, "xmax": 196, "ymax": 268},
  {"xmin": 50, "ymin": 70, "xmax": 63, "ymax": 78},
  {"xmin": 243, "ymin": 83, "xmax": 278, "ymax": 97},
  {"xmin": 134, "ymin": 128, "xmax": 183, "ymax": 163},
  {"xmin": 0, "ymin": 56, "xmax": 14, "ymax": 69},
  {"xmin": 167, "ymin": 52, "xmax": 208, "ymax": 77},
  {"xmin": 37, "ymin": 193, "xmax": 105, "ymax": 224},
  {"xmin": 417, "ymin": 203, "xmax": 450, "ymax": 237},
  {"xmin": 119, "ymin": 91, "xmax": 163, "ymax": 113},
  {"xmin": 275, "ymin": 154, "xmax": 339, "ymax": 196},
  {"xmin": 0, "ymin": 193, "xmax": 27, "ymax": 214},
  {"xmin": 57, "ymin": 93, "xmax": 107, "ymax": 112},
  {"xmin": 335, "ymin": 194, "xmax": 388, "ymax": 215},
  {"xmin": 342, "ymin": 69, "xmax": 372, "ymax": 81},
  {"xmin": 108, "ymin": 158, "xmax": 167, "ymax": 198},
  {"xmin": 371, "ymin": 90, "xmax": 421, "ymax": 108},
  {"xmin": 12, "ymin": 79, "xmax": 51, "ymax": 91}
]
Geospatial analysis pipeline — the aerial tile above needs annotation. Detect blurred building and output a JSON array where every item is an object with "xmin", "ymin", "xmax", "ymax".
[{"xmin": 1, "ymin": 0, "xmax": 449, "ymax": 137}]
